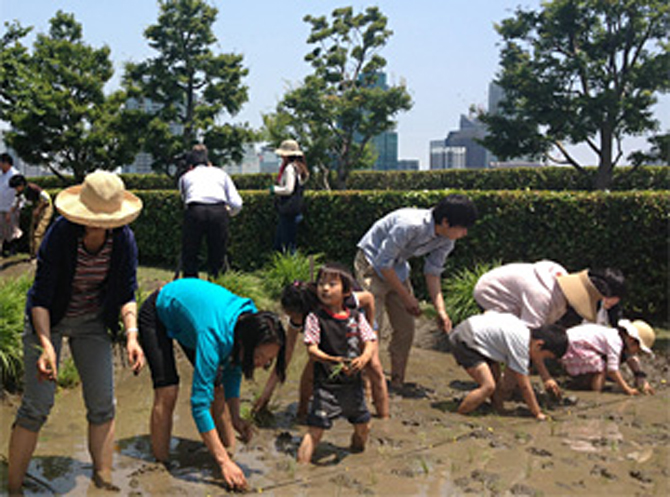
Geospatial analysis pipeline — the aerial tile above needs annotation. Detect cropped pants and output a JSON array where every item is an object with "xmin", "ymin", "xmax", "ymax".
[{"xmin": 14, "ymin": 312, "xmax": 115, "ymax": 432}]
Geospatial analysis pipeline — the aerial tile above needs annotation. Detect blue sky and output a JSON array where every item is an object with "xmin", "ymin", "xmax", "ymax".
[{"xmin": 2, "ymin": 0, "xmax": 668, "ymax": 168}]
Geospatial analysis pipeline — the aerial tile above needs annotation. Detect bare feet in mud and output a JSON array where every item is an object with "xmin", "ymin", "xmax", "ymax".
[
  {"xmin": 350, "ymin": 432, "xmax": 366, "ymax": 453},
  {"xmin": 92, "ymin": 471, "xmax": 120, "ymax": 492}
]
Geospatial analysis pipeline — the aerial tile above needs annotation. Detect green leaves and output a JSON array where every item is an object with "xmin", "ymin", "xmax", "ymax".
[
  {"xmin": 263, "ymin": 6, "xmax": 412, "ymax": 189},
  {"xmin": 124, "ymin": 0, "xmax": 250, "ymax": 173},
  {"xmin": 481, "ymin": 0, "xmax": 670, "ymax": 189}
]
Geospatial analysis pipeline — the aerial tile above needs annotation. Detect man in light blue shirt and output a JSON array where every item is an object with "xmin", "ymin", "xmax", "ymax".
[{"xmin": 354, "ymin": 194, "xmax": 478, "ymax": 389}]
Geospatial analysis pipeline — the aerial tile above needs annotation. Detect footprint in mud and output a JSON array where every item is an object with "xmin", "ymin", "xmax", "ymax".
[
  {"xmin": 389, "ymin": 382, "xmax": 435, "ymax": 399},
  {"xmin": 590, "ymin": 464, "xmax": 617, "ymax": 480},
  {"xmin": 275, "ymin": 431, "xmax": 301, "ymax": 456},
  {"xmin": 526, "ymin": 447, "xmax": 553, "ymax": 457},
  {"xmin": 629, "ymin": 469, "xmax": 653, "ymax": 484},
  {"xmin": 509, "ymin": 482, "xmax": 540, "ymax": 496},
  {"xmin": 329, "ymin": 474, "xmax": 373, "ymax": 495}
]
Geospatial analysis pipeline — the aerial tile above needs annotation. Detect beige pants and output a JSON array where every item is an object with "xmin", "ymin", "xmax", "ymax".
[
  {"xmin": 30, "ymin": 200, "xmax": 53, "ymax": 258},
  {"xmin": 354, "ymin": 250, "xmax": 415, "ymax": 386}
]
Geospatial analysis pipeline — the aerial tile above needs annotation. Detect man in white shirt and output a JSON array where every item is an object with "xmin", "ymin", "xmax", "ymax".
[
  {"xmin": 178, "ymin": 145, "xmax": 242, "ymax": 279},
  {"xmin": 0, "ymin": 153, "xmax": 20, "ymax": 257}
]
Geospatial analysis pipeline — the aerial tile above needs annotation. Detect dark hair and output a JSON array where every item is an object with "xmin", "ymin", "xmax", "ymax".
[
  {"xmin": 187, "ymin": 145, "xmax": 209, "ymax": 167},
  {"xmin": 233, "ymin": 311, "xmax": 286, "ymax": 382},
  {"xmin": 0, "ymin": 153, "xmax": 14, "ymax": 165},
  {"xmin": 316, "ymin": 262, "xmax": 355, "ymax": 295},
  {"xmin": 432, "ymin": 194, "xmax": 478, "ymax": 228},
  {"xmin": 9, "ymin": 174, "xmax": 26, "ymax": 188},
  {"xmin": 555, "ymin": 306, "xmax": 582, "ymax": 328},
  {"xmin": 280, "ymin": 281, "xmax": 320, "ymax": 318},
  {"xmin": 588, "ymin": 268, "xmax": 626, "ymax": 298},
  {"xmin": 531, "ymin": 324, "xmax": 568, "ymax": 358}
]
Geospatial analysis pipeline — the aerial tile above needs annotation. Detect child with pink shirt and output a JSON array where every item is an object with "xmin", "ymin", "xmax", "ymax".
[{"xmin": 536, "ymin": 320, "xmax": 655, "ymax": 396}]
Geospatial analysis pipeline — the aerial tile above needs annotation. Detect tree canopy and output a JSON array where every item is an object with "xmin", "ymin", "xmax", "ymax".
[
  {"xmin": 123, "ymin": 0, "xmax": 254, "ymax": 174},
  {"xmin": 480, "ymin": 0, "xmax": 670, "ymax": 189},
  {"xmin": 263, "ymin": 6, "xmax": 412, "ymax": 189},
  {"xmin": 0, "ymin": 13, "xmax": 139, "ymax": 181}
]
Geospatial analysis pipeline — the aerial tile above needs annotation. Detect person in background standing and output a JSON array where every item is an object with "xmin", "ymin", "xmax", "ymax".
[
  {"xmin": 178, "ymin": 144, "xmax": 242, "ymax": 279},
  {"xmin": 9, "ymin": 174, "xmax": 54, "ymax": 260},
  {"xmin": 0, "ymin": 152, "xmax": 20, "ymax": 257},
  {"xmin": 270, "ymin": 139, "xmax": 309, "ymax": 253}
]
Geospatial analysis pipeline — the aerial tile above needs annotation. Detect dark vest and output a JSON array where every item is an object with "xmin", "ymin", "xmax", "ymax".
[{"xmin": 312, "ymin": 307, "xmax": 364, "ymax": 386}]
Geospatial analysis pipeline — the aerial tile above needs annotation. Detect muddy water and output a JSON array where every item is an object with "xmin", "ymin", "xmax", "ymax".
[{"xmin": 1, "ymin": 327, "xmax": 669, "ymax": 496}]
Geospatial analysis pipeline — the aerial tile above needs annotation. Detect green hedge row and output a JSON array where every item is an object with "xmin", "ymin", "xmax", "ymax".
[
  {"xmin": 32, "ymin": 165, "xmax": 669, "ymax": 191},
  {"xmin": 125, "ymin": 189, "xmax": 668, "ymax": 324}
]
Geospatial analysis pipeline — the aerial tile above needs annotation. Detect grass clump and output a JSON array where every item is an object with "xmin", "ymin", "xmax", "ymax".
[
  {"xmin": 261, "ymin": 251, "xmax": 323, "ymax": 298},
  {"xmin": 212, "ymin": 270, "xmax": 274, "ymax": 310},
  {"xmin": 443, "ymin": 260, "xmax": 501, "ymax": 325},
  {"xmin": 0, "ymin": 274, "xmax": 31, "ymax": 389}
]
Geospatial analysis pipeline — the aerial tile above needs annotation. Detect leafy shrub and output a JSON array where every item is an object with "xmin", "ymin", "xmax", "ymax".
[
  {"xmin": 443, "ymin": 261, "xmax": 501, "ymax": 325},
  {"xmin": 0, "ymin": 274, "xmax": 30, "ymax": 389},
  {"xmin": 211, "ymin": 270, "xmax": 274, "ymax": 311},
  {"xmin": 31, "ymin": 166, "xmax": 669, "ymax": 192},
  {"xmin": 261, "ymin": 251, "xmax": 324, "ymax": 299}
]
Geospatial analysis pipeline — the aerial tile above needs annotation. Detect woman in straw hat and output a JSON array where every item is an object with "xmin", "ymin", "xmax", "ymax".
[
  {"xmin": 270, "ymin": 139, "xmax": 309, "ymax": 253},
  {"xmin": 8, "ymin": 170, "xmax": 144, "ymax": 493}
]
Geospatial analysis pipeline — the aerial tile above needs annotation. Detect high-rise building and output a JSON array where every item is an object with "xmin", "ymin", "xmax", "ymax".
[{"xmin": 430, "ymin": 113, "xmax": 490, "ymax": 170}]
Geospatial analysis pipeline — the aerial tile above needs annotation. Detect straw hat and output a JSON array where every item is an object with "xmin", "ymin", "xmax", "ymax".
[
  {"xmin": 275, "ymin": 139, "xmax": 304, "ymax": 157},
  {"xmin": 55, "ymin": 170, "xmax": 142, "ymax": 229},
  {"xmin": 556, "ymin": 270, "xmax": 603, "ymax": 322},
  {"xmin": 618, "ymin": 319, "xmax": 655, "ymax": 355}
]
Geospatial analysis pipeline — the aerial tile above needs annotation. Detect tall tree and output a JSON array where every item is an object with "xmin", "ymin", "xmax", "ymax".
[
  {"xmin": 124, "ymin": 0, "xmax": 253, "ymax": 174},
  {"xmin": 479, "ymin": 0, "xmax": 670, "ymax": 189},
  {"xmin": 263, "ymin": 6, "xmax": 412, "ymax": 189},
  {"xmin": 1, "ymin": 13, "xmax": 139, "ymax": 181}
]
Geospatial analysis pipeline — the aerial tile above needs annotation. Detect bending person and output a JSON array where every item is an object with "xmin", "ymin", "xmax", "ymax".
[{"xmin": 138, "ymin": 278, "xmax": 286, "ymax": 491}]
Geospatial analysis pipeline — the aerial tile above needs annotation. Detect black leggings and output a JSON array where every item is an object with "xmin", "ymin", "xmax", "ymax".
[{"xmin": 138, "ymin": 290, "xmax": 196, "ymax": 389}]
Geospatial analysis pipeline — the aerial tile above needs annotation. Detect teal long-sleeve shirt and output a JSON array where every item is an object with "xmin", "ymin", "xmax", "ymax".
[{"xmin": 156, "ymin": 278, "xmax": 256, "ymax": 433}]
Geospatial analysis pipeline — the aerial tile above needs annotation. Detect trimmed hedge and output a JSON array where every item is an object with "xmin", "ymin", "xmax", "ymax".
[
  {"xmin": 125, "ymin": 189, "xmax": 668, "ymax": 324},
  {"xmin": 32, "ymin": 166, "xmax": 669, "ymax": 191}
]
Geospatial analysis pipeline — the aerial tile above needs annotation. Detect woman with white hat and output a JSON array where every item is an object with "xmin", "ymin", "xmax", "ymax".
[
  {"xmin": 270, "ymin": 139, "xmax": 309, "ymax": 253},
  {"xmin": 7, "ymin": 170, "xmax": 144, "ymax": 493}
]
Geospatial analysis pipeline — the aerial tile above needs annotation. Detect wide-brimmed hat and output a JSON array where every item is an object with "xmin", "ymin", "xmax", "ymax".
[
  {"xmin": 618, "ymin": 319, "xmax": 655, "ymax": 355},
  {"xmin": 556, "ymin": 270, "xmax": 603, "ymax": 322},
  {"xmin": 55, "ymin": 170, "xmax": 142, "ymax": 228},
  {"xmin": 275, "ymin": 139, "xmax": 304, "ymax": 157}
]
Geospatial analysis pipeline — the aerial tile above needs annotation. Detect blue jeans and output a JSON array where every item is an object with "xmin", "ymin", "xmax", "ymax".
[{"xmin": 274, "ymin": 213, "xmax": 302, "ymax": 253}]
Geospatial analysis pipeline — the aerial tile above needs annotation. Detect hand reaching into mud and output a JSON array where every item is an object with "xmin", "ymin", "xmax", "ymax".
[
  {"xmin": 220, "ymin": 459, "xmax": 248, "ymax": 491},
  {"xmin": 233, "ymin": 418, "xmax": 254, "ymax": 444},
  {"xmin": 543, "ymin": 378, "xmax": 562, "ymax": 399}
]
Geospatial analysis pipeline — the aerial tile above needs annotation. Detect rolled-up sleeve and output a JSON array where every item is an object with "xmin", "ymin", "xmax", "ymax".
[{"xmin": 423, "ymin": 244, "xmax": 453, "ymax": 276}]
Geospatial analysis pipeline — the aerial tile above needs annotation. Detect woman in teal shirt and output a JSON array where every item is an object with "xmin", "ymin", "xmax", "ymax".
[{"xmin": 138, "ymin": 278, "xmax": 286, "ymax": 490}]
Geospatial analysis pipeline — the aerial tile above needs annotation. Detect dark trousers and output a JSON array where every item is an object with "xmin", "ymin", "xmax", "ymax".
[
  {"xmin": 181, "ymin": 202, "xmax": 229, "ymax": 278},
  {"xmin": 273, "ymin": 213, "xmax": 299, "ymax": 253}
]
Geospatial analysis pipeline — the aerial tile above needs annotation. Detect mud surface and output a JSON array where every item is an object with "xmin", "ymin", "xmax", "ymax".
[{"xmin": 1, "ymin": 259, "xmax": 669, "ymax": 495}]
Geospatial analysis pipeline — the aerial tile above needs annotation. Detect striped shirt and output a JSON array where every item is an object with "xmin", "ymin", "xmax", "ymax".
[{"xmin": 65, "ymin": 234, "xmax": 113, "ymax": 317}]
